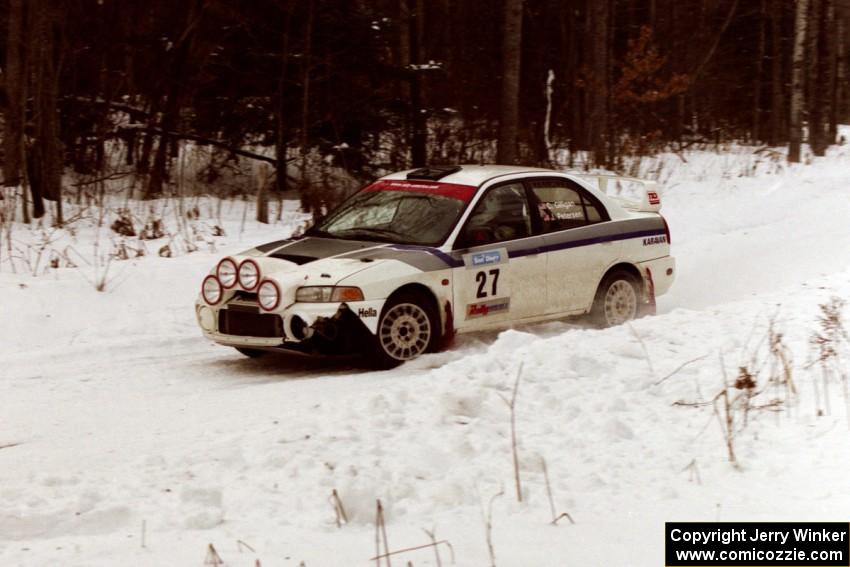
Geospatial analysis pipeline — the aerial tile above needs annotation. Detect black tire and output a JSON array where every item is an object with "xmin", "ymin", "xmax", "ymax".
[
  {"xmin": 590, "ymin": 270, "xmax": 641, "ymax": 328},
  {"xmin": 370, "ymin": 291, "xmax": 440, "ymax": 369},
  {"xmin": 235, "ymin": 347, "xmax": 268, "ymax": 358}
]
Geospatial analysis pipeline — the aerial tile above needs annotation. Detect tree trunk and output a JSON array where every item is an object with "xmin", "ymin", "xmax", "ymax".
[
  {"xmin": 826, "ymin": 0, "xmax": 838, "ymax": 143},
  {"xmin": 256, "ymin": 163, "xmax": 269, "ymax": 224},
  {"xmin": 299, "ymin": 0, "xmax": 314, "ymax": 206},
  {"xmin": 807, "ymin": 0, "xmax": 828, "ymax": 156},
  {"xmin": 788, "ymin": 0, "xmax": 809, "ymax": 163},
  {"xmin": 408, "ymin": 0, "xmax": 428, "ymax": 167},
  {"xmin": 588, "ymin": 0, "xmax": 609, "ymax": 167},
  {"xmin": 29, "ymin": 0, "xmax": 63, "ymax": 222},
  {"xmin": 3, "ymin": 0, "xmax": 26, "ymax": 188},
  {"xmin": 753, "ymin": 0, "xmax": 766, "ymax": 142},
  {"xmin": 496, "ymin": 0, "xmax": 523, "ymax": 165},
  {"xmin": 769, "ymin": 0, "xmax": 785, "ymax": 145},
  {"xmin": 564, "ymin": 3, "xmax": 580, "ymax": 161},
  {"xmin": 836, "ymin": 12, "xmax": 847, "ymax": 136},
  {"xmin": 275, "ymin": 0, "xmax": 296, "ymax": 197}
]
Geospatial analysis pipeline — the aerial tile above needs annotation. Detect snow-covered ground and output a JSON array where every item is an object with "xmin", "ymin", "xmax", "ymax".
[{"xmin": 2, "ymin": 140, "xmax": 850, "ymax": 566}]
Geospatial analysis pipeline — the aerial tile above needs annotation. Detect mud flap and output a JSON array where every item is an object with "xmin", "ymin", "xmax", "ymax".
[
  {"xmin": 440, "ymin": 300, "xmax": 456, "ymax": 350},
  {"xmin": 639, "ymin": 267, "xmax": 657, "ymax": 317}
]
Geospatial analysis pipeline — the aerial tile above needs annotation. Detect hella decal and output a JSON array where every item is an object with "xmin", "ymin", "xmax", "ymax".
[
  {"xmin": 358, "ymin": 307, "xmax": 378, "ymax": 318},
  {"xmin": 466, "ymin": 298, "xmax": 510, "ymax": 319},
  {"xmin": 643, "ymin": 235, "xmax": 667, "ymax": 246}
]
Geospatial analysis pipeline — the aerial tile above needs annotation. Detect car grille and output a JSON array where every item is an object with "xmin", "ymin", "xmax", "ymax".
[{"xmin": 218, "ymin": 309, "xmax": 284, "ymax": 338}]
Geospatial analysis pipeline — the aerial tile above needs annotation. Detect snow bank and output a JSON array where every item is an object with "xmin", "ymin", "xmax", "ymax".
[{"xmin": 2, "ymin": 139, "xmax": 850, "ymax": 566}]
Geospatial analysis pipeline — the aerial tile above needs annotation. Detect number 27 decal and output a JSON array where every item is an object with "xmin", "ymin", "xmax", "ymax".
[{"xmin": 475, "ymin": 269, "xmax": 500, "ymax": 298}]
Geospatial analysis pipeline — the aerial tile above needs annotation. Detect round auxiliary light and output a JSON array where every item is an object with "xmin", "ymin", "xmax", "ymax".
[
  {"xmin": 202, "ymin": 275, "xmax": 223, "ymax": 305},
  {"xmin": 238, "ymin": 259, "xmax": 260, "ymax": 290},
  {"xmin": 217, "ymin": 258, "xmax": 238, "ymax": 288},
  {"xmin": 258, "ymin": 280, "xmax": 281, "ymax": 311}
]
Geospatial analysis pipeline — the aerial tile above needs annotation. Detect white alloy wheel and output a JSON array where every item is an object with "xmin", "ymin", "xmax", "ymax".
[
  {"xmin": 603, "ymin": 279, "xmax": 638, "ymax": 326},
  {"xmin": 378, "ymin": 302, "xmax": 432, "ymax": 361}
]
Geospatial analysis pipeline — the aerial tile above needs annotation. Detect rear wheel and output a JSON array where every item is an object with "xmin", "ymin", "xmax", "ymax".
[
  {"xmin": 235, "ymin": 347, "xmax": 267, "ymax": 358},
  {"xmin": 371, "ymin": 292, "xmax": 439, "ymax": 369},
  {"xmin": 590, "ymin": 270, "xmax": 640, "ymax": 327}
]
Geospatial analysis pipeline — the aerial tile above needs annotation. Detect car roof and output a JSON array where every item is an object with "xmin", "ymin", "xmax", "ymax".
[{"xmin": 380, "ymin": 164, "xmax": 562, "ymax": 187}]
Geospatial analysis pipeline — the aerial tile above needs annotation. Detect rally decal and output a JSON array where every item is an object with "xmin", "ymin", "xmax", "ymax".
[
  {"xmin": 642, "ymin": 235, "xmax": 667, "ymax": 246},
  {"xmin": 475, "ymin": 268, "xmax": 500, "ymax": 298},
  {"xmin": 471, "ymin": 250, "xmax": 502, "ymax": 267},
  {"xmin": 466, "ymin": 298, "xmax": 510, "ymax": 319},
  {"xmin": 357, "ymin": 307, "xmax": 378, "ymax": 318},
  {"xmin": 463, "ymin": 248, "xmax": 508, "ymax": 269}
]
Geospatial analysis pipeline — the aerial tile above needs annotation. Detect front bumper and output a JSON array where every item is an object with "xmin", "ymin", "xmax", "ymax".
[{"xmin": 195, "ymin": 297, "xmax": 386, "ymax": 355}]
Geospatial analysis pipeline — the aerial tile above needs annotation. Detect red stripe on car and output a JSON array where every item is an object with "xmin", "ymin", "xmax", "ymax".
[{"xmin": 363, "ymin": 179, "xmax": 477, "ymax": 202}]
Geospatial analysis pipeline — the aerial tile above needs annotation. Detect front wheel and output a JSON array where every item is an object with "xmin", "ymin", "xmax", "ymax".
[
  {"xmin": 370, "ymin": 293, "xmax": 439, "ymax": 369},
  {"xmin": 590, "ymin": 270, "xmax": 641, "ymax": 328}
]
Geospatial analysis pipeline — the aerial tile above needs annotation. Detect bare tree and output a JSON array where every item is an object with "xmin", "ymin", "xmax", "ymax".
[
  {"xmin": 789, "ymin": 0, "xmax": 809, "ymax": 163},
  {"xmin": 769, "ymin": 0, "xmax": 785, "ymax": 145},
  {"xmin": 588, "ymin": 0, "xmax": 609, "ymax": 167},
  {"xmin": 275, "ymin": 0, "xmax": 297, "ymax": 196},
  {"xmin": 30, "ymin": 0, "xmax": 62, "ymax": 223},
  {"xmin": 497, "ymin": 0, "xmax": 524, "ymax": 165},
  {"xmin": 406, "ymin": 0, "xmax": 428, "ymax": 167},
  {"xmin": 145, "ymin": 0, "xmax": 208, "ymax": 198},
  {"xmin": 299, "ymin": 0, "xmax": 314, "ymax": 204},
  {"xmin": 837, "ymin": 7, "xmax": 848, "ymax": 137},
  {"xmin": 807, "ymin": 0, "xmax": 827, "ymax": 156},
  {"xmin": 3, "ymin": 0, "xmax": 26, "ymax": 190},
  {"xmin": 753, "ymin": 0, "xmax": 766, "ymax": 142},
  {"xmin": 826, "ymin": 0, "xmax": 838, "ymax": 143}
]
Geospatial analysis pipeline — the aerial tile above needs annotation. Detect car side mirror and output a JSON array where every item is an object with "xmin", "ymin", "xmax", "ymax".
[{"xmin": 465, "ymin": 226, "xmax": 495, "ymax": 246}]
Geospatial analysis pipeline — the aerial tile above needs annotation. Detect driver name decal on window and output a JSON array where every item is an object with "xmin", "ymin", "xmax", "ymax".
[{"xmin": 539, "ymin": 200, "xmax": 583, "ymax": 221}]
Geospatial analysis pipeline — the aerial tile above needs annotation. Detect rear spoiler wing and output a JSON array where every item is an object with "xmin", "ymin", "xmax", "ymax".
[{"xmin": 576, "ymin": 174, "xmax": 662, "ymax": 213}]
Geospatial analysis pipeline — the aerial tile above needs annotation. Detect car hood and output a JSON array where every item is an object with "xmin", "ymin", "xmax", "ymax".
[{"xmin": 240, "ymin": 236, "xmax": 454, "ymax": 283}]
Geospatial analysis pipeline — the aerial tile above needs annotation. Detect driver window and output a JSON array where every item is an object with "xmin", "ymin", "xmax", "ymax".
[{"xmin": 462, "ymin": 183, "xmax": 531, "ymax": 246}]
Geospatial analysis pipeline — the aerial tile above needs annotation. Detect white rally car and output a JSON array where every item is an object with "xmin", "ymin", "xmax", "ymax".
[{"xmin": 196, "ymin": 165, "xmax": 674, "ymax": 367}]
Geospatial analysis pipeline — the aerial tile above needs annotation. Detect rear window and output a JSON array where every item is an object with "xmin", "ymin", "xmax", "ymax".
[{"xmin": 528, "ymin": 179, "xmax": 605, "ymax": 232}]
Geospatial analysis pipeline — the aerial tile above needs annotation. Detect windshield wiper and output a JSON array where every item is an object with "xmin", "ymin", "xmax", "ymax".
[{"xmin": 335, "ymin": 227, "xmax": 408, "ymax": 243}]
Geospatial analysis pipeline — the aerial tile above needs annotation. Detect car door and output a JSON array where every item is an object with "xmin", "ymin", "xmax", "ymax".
[
  {"xmin": 525, "ymin": 177, "xmax": 616, "ymax": 315},
  {"xmin": 452, "ymin": 181, "xmax": 547, "ymax": 330}
]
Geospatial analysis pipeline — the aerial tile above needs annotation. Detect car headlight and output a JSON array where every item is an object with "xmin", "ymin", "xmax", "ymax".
[
  {"xmin": 202, "ymin": 275, "xmax": 223, "ymax": 305},
  {"xmin": 295, "ymin": 286, "xmax": 364, "ymax": 303},
  {"xmin": 258, "ymin": 280, "xmax": 281, "ymax": 310},
  {"xmin": 238, "ymin": 259, "xmax": 260, "ymax": 290},
  {"xmin": 217, "ymin": 258, "xmax": 238, "ymax": 288}
]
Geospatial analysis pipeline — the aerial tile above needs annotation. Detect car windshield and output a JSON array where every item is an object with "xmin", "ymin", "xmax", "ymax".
[{"xmin": 310, "ymin": 182, "xmax": 473, "ymax": 246}]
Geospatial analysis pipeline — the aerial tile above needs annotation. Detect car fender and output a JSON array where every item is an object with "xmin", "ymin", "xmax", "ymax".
[{"xmin": 336, "ymin": 259, "xmax": 453, "ymax": 333}]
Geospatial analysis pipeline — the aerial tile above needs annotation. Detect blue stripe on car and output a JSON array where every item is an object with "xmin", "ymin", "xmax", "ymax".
[{"xmin": 390, "ymin": 228, "xmax": 668, "ymax": 268}]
